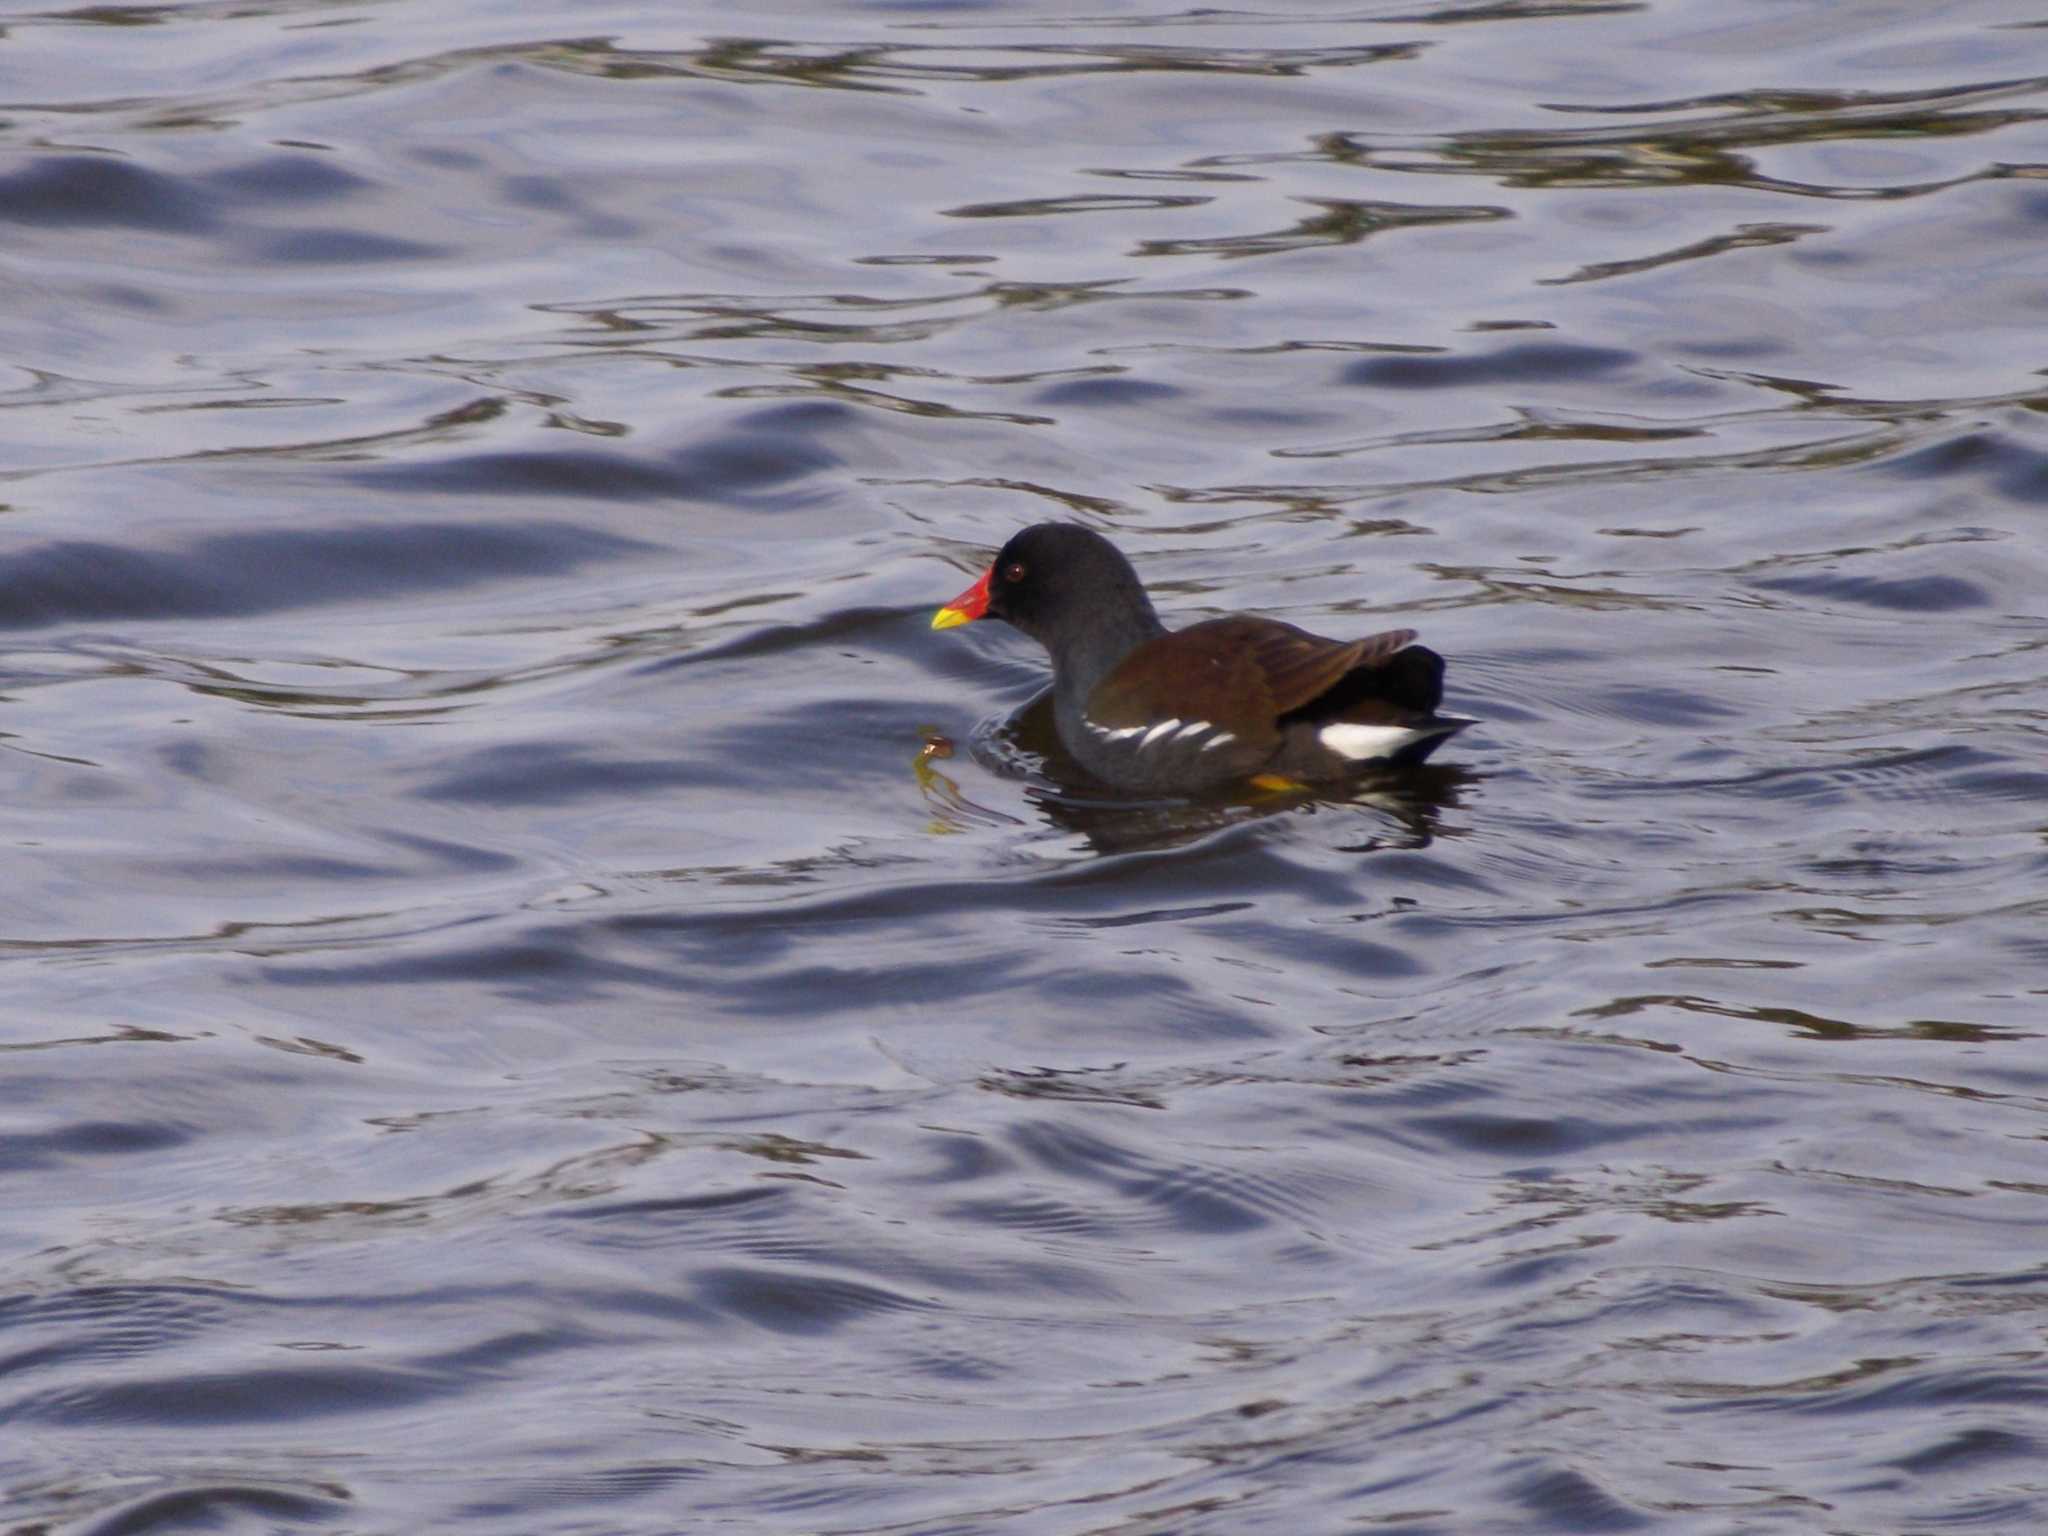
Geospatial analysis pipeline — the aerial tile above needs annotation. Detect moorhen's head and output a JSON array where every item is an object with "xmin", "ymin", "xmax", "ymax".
[{"xmin": 932, "ymin": 523, "xmax": 1158, "ymax": 654}]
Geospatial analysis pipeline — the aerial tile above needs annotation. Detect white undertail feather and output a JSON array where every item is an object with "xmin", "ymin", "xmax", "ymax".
[{"xmin": 1317, "ymin": 722, "xmax": 1434, "ymax": 761}]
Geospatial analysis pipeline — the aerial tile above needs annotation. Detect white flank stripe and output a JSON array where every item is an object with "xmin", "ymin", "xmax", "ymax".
[
  {"xmin": 1140, "ymin": 718, "xmax": 1182, "ymax": 747},
  {"xmin": 1199, "ymin": 732, "xmax": 1237, "ymax": 752},
  {"xmin": 1171, "ymin": 719, "xmax": 1213, "ymax": 741},
  {"xmin": 1318, "ymin": 723, "xmax": 1426, "ymax": 761},
  {"xmin": 1086, "ymin": 720, "xmax": 1145, "ymax": 742}
]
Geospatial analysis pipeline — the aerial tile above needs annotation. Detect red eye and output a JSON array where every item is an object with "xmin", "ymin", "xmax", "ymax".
[{"xmin": 1004, "ymin": 561, "xmax": 1027, "ymax": 583}]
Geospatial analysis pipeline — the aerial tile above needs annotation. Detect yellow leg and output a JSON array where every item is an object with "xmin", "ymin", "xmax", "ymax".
[{"xmin": 1247, "ymin": 773, "xmax": 1307, "ymax": 794}]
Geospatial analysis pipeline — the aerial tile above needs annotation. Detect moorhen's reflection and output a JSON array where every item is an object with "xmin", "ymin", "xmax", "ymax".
[
  {"xmin": 912, "ymin": 729, "xmax": 1027, "ymax": 835},
  {"xmin": 967, "ymin": 693, "xmax": 1476, "ymax": 855}
]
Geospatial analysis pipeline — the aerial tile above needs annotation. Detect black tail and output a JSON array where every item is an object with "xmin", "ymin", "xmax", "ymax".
[
  {"xmin": 1389, "ymin": 714, "xmax": 1473, "ymax": 766},
  {"xmin": 1283, "ymin": 644, "xmax": 1446, "ymax": 722}
]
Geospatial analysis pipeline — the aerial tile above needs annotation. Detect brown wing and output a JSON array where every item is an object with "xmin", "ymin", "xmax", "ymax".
[
  {"xmin": 1230, "ymin": 618, "xmax": 1417, "ymax": 714},
  {"xmin": 1085, "ymin": 616, "xmax": 1419, "ymax": 747}
]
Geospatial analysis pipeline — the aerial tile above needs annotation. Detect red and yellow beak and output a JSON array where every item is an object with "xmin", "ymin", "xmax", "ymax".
[{"xmin": 931, "ymin": 565, "xmax": 994, "ymax": 630}]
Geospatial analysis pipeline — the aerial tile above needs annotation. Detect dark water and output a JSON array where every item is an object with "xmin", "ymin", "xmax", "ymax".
[{"xmin": 5, "ymin": 1, "xmax": 2048, "ymax": 1531}]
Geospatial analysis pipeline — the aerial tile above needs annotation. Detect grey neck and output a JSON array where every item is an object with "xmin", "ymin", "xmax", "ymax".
[{"xmin": 1042, "ymin": 594, "xmax": 1165, "ymax": 714}]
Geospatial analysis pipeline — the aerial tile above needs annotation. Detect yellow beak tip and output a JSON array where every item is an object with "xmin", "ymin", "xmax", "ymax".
[{"xmin": 931, "ymin": 606, "xmax": 971, "ymax": 631}]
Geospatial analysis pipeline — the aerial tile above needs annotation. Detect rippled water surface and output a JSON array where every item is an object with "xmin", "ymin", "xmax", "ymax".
[{"xmin": 6, "ymin": 1, "xmax": 2048, "ymax": 1531}]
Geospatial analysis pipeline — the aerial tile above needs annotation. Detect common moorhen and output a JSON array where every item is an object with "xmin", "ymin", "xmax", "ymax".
[{"xmin": 933, "ymin": 523, "xmax": 1470, "ymax": 793}]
